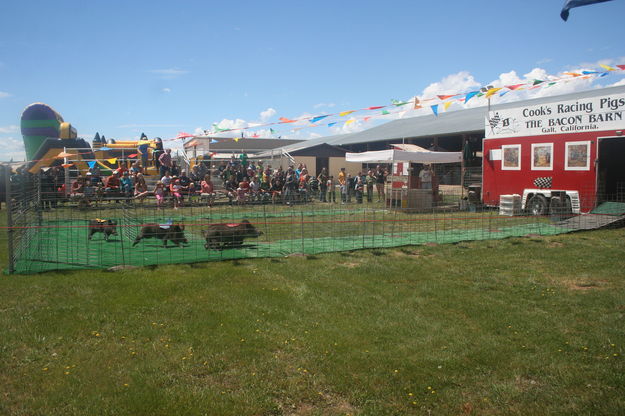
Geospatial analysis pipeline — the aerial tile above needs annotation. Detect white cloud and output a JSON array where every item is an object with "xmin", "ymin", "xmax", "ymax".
[
  {"xmin": 259, "ymin": 107, "xmax": 276, "ymax": 121},
  {"xmin": 0, "ymin": 124, "xmax": 18, "ymax": 134},
  {"xmin": 0, "ymin": 91, "xmax": 11, "ymax": 98},
  {"xmin": 162, "ymin": 88, "xmax": 171, "ymax": 93},
  {"xmin": 313, "ymin": 102, "xmax": 336, "ymax": 109},
  {"xmin": 149, "ymin": 68, "xmax": 189, "ymax": 79},
  {"xmin": 0, "ymin": 136, "xmax": 26, "ymax": 161},
  {"xmin": 118, "ymin": 123, "xmax": 183, "ymax": 128}
]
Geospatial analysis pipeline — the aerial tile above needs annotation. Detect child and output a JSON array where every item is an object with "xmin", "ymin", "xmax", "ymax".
[
  {"xmin": 154, "ymin": 181, "xmax": 165, "ymax": 208},
  {"xmin": 200, "ymin": 174, "xmax": 215, "ymax": 206},
  {"xmin": 170, "ymin": 178, "xmax": 183, "ymax": 209},
  {"xmin": 327, "ymin": 176, "xmax": 336, "ymax": 203}
]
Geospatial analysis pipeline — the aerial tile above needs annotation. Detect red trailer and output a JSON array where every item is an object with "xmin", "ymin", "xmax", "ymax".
[{"xmin": 482, "ymin": 86, "xmax": 625, "ymax": 214}]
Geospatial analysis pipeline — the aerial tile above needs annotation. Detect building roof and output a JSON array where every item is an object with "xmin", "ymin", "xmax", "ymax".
[
  {"xmin": 184, "ymin": 137, "xmax": 301, "ymax": 152},
  {"xmin": 266, "ymin": 85, "xmax": 625, "ymax": 154}
]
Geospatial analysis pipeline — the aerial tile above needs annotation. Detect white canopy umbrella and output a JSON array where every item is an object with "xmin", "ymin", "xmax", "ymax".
[{"xmin": 345, "ymin": 149, "xmax": 461, "ymax": 164}]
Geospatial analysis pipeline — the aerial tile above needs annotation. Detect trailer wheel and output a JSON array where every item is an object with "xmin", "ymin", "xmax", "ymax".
[
  {"xmin": 549, "ymin": 196, "xmax": 564, "ymax": 219},
  {"xmin": 527, "ymin": 194, "xmax": 548, "ymax": 216},
  {"xmin": 550, "ymin": 196, "xmax": 573, "ymax": 219}
]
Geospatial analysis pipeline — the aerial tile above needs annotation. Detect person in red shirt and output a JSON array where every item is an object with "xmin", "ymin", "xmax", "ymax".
[{"xmin": 104, "ymin": 171, "xmax": 121, "ymax": 195}]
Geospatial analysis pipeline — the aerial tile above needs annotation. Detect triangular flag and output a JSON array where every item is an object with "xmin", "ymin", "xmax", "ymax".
[
  {"xmin": 599, "ymin": 64, "xmax": 616, "ymax": 71},
  {"xmin": 279, "ymin": 117, "xmax": 296, "ymax": 123},
  {"xmin": 176, "ymin": 132, "xmax": 194, "ymax": 139},
  {"xmin": 128, "ymin": 153, "xmax": 138, "ymax": 158},
  {"xmin": 363, "ymin": 117, "xmax": 371, "ymax": 122},
  {"xmin": 437, "ymin": 94, "xmax": 456, "ymax": 101},
  {"xmin": 270, "ymin": 128, "xmax": 277, "ymax": 134},
  {"xmin": 310, "ymin": 115, "xmax": 329, "ymax": 123},
  {"xmin": 431, "ymin": 105, "xmax": 439, "ymax": 116},
  {"xmin": 499, "ymin": 90, "xmax": 511, "ymax": 97},
  {"xmin": 212, "ymin": 123, "xmax": 229, "ymax": 132},
  {"xmin": 600, "ymin": 72, "xmax": 609, "ymax": 77},
  {"xmin": 564, "ymin": 72, "xmax": 581, "ymax": 77},
  {"xmin": 366, "ymin": 106, "xmax": 385, "ymax": 110},
  {"xmin": 617, "ymin": 65, "xmax": 625, "ymax": 70},
  {"xmin": 339, "ymin": 110, "xmax": 355, "ymax": 116},
  {"xmin": 56, "ymin": 151, "xmax": 75, "ymax": 158},
  {"xmin": 533, "ymin": 79, "xmax": 545, "ymax": 85},
  {"xmin": 328, "ymin": 122, "xmax": 338, "ymax": 127},
  {"xmin": 582, "ymin": 71, "xmax": 599, "ymax": 75},
  {"xmin": 485, "ymin": 87, "xmax": 502, "ymax": 98},
  {"xmin": 381, "ymin": 110, "xmax": 390, "ymax": 115},
  {"xmin": 107, "ymin": 158, "xmax": 117, "ymax": 164},
  {"xmin": 413, "ymin": 98, "xmax": 422, "ymax": 109},
  {"xmin": 443, "ymin": 101, "xmax": 453, "ymax": 110},
  {"xmin": 345, "ymin": 119, "xmax": 355, "ymax": 126},
  {"xmin": 464, "ymin": 91, "xmax": 479, "ymax": 103},
  {"xmin": 61, "ymin": 163, "xmax": 73, "ymax": 168},
  {"xmin": 391, "ymin": 99, "xmax": 409, "ymax": 107},
  {"xmin": 505, "ymin": 84, "xmax": 524, "ymax": 90}
]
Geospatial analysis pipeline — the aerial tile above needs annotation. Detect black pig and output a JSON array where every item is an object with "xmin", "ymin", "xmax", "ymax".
[
  {"xmin": 88, "ymin": 219, "xmax": 118, "ymax": 241},
  {"xmin": 202, "ymin": 219, "xmax": 263, "ymax": 250},
  {"xmin": 133, "ymin": 223, "xmax": 188, "ymax": 248}
]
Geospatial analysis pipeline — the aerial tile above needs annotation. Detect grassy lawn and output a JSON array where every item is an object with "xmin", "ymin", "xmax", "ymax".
[{"xmin": 0, "ymin": 210, "xmax": 624, "ymax": 415}]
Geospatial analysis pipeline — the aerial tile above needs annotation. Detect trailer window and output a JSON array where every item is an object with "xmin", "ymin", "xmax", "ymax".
[
  {"xmin": 531, "ymin": 143, "xmax": 553, "ymax": 170},
  {"xmin": 565, "ymin": 141, "xmax": 590, "ymax": 171},
  {"xmin": 501, "ymin": 144, "xmax": 521, "ymax": 170}
]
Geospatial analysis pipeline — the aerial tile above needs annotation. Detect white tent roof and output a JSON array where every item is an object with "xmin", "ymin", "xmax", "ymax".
[{"xmin": 345, "ymin": 149, "xmax": 461, "ymax": 164}]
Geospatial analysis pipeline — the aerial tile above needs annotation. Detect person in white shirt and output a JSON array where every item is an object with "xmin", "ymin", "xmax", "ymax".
[{"xmin": 419, "ymin": 164, "xmax": 433, "ymax": 190}]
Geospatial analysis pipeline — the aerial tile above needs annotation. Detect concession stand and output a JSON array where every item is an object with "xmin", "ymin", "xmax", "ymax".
[{"xmin": 345, "ymin": 146, "xmax": 462, "ymax": 210}]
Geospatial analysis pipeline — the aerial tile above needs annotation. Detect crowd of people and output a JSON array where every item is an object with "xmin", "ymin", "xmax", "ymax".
[
  {"xmin": 217, "ymin": 160, "xmax": 389, "ymax": 205},
  {"xmin": 6, "ymin": 150, "xmax": 391, "ymax": 210}
]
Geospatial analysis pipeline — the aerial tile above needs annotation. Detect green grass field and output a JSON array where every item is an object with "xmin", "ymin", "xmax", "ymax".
[{"xmin": 1, "ymin": 211, "xmax": 624, "ymax": 415}]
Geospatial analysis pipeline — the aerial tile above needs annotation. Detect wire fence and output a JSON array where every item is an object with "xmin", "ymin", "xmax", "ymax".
[{"xmin": 4, "ymin": 170, "xmax": 625, "ymax": 274}]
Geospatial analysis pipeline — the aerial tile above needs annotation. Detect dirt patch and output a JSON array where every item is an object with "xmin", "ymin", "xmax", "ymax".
[
  {"xmin": 561, "ymin": 279, "xmax": 609, "ymax": 291},
  {"xmin": 338, "ymin": 262, "xmax": 361, "ymax": 269},
  {"xmin": 547, "ymin": 241, "xmax": 564, "ymax": 247},
  {"xmin": 515, "ymin": 375, "xmax": 540, "ymax": 392}
]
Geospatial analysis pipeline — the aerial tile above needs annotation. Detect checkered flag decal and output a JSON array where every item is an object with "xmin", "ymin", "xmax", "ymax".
[
  {"xmin": 488, "ymin": 112, "xmax": 501, "ymax": 128},
  {"xmin": 533, "ymin": 177, "xmax": 552, "ymax": 188}
]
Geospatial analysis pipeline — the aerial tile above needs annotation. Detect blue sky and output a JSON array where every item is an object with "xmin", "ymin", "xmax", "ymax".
[{"xmin": 1, "ymin": 0, "xmax": 624, "ymax": 161}]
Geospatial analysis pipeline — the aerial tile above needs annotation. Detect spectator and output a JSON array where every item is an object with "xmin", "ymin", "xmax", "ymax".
[
  {"xmin": 104, "ymin": 170, "xmax": 121, "ymax": 195},
  {"xmin": 327, "ymin": 175, "xmax": 336, "ymax": 203},
  {"xmin": 317, "ymin": 168, "xmax": 328, "ymax": 202},
  {"xmin": 375, "ymin": 165, "xmax": 387, "ymax": 202},
  {"xmin": 179, "ymin": 170, "xmax": 192, "ymax": 196},
  {"xmin": 153, "ymin": 181, "xmax": 165, "ymax": 208},
  {"xmin": 120, "ymin": 171, "xmax": 134, "ymax": 197},
  {"xmin": 200, "ymin": 174, "xmax": 215, "ymax": 206},
  {"xmin": 158, "ymin": 148, "xmax": 172, "ymax": 177},
  {"xmin": 134, "ymin": 172, "xmax": 150, "ymax": 201},
  {"xmin": 366, "ymin": 170, "xmax": 375, "ymax": 203},
  {"xmin": 338, "ymin": 167, "xmax": 347, "ymax": 203},
  {"xmin": 161, "ymin": 171, "xmax": 172, "ymax": 187},
  {"xmin": 419, "ymin": 164, "xmax": 433, "ymax": 190},
  {"xmin": 170, "ymin": 177, "xmax": 183, "ymax": 209},
  {"xmin": 354, "ymin": 174, "xmax": 364, "ymax": 203}
]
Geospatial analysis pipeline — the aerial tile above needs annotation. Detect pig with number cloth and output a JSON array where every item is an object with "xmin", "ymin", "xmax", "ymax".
[
  {"xmin": 132, "ymin": 223, "xmax": 188, "ymax": 248},
  {"xmin": 202, "ymin": 219, "xmax": 263, "ymax": 250},
  {"xmin": 88, "ymin": 219, "xmax": 118, "ymax": 241}
]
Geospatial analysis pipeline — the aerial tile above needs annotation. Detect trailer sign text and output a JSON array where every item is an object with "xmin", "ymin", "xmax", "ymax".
[{"xmin": 486, "ymin": 93, "xmax": 625, "ymax": 139}]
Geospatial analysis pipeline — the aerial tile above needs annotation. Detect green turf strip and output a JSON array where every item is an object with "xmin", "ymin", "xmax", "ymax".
[{"xmin": 10, "ymin": 216, "xmax": 571, "ymax": 274}]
